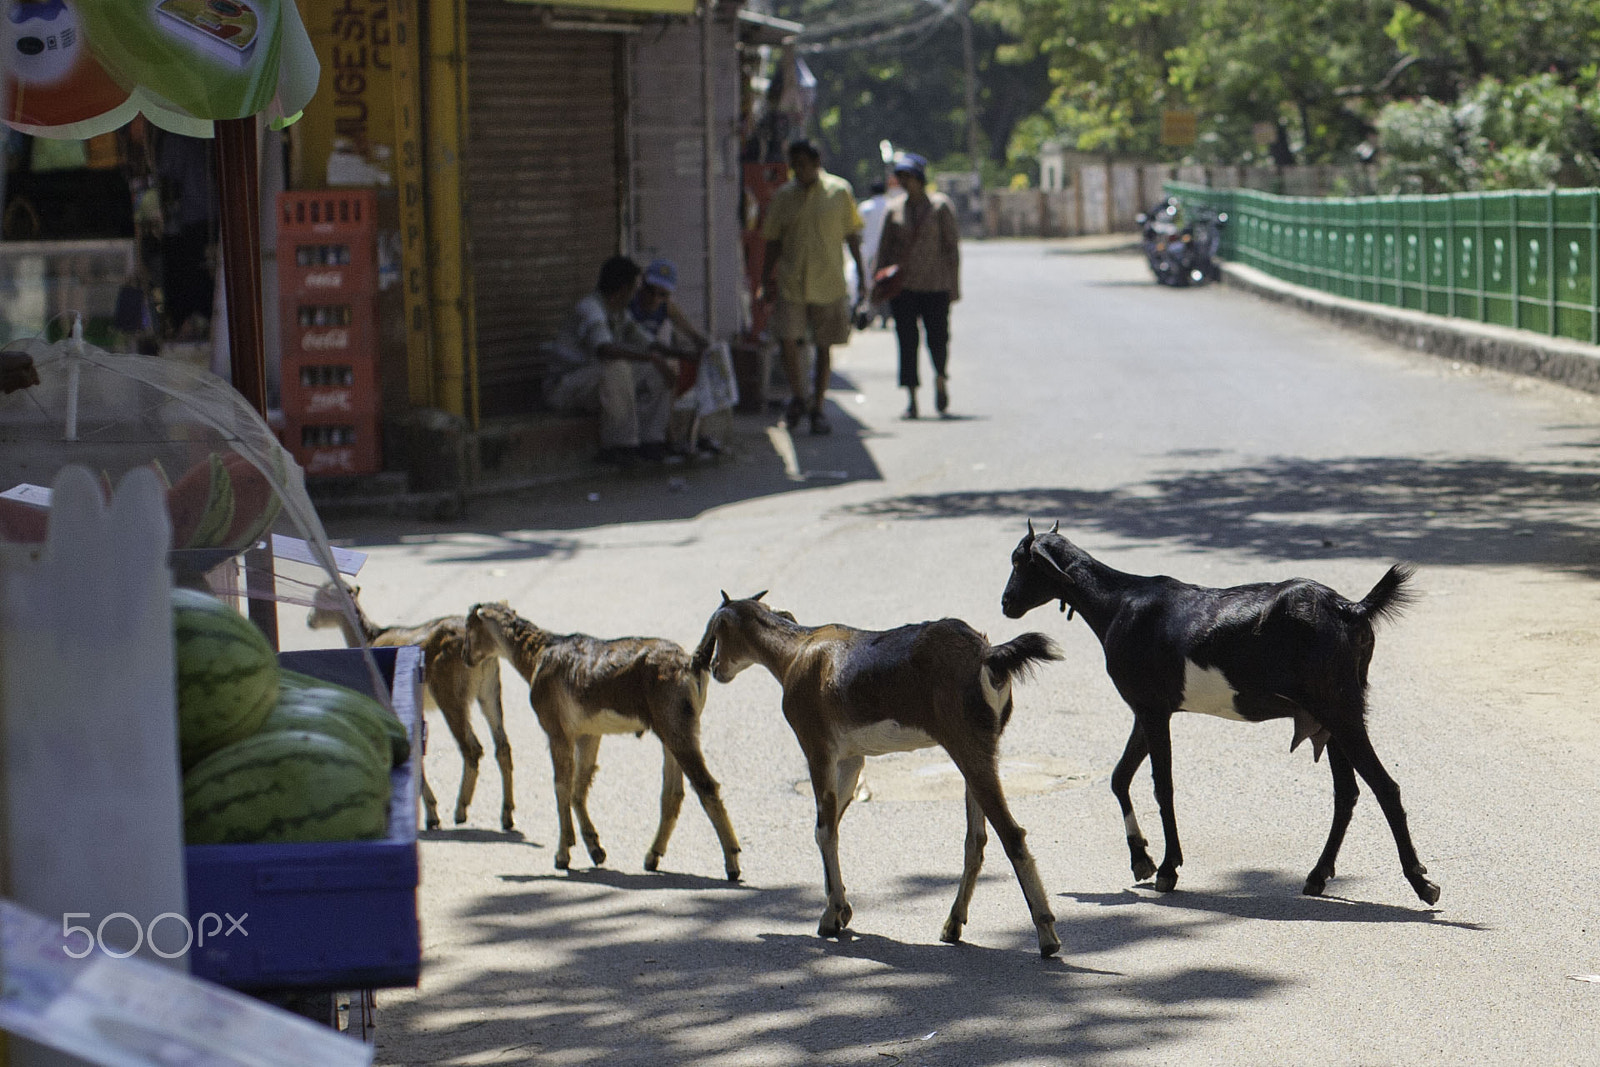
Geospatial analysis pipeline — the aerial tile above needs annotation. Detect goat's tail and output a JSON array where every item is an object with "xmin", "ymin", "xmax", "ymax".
[
  {"xmin": 985, "ymin": 631, "xmax": 1063, "ymax": 684},
  {"xmin": 1353, "ymin": 563, "xmax": 1417, "ymax": 625}
]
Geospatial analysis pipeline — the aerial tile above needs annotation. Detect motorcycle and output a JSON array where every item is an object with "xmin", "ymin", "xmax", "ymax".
[{"xmin": 1137, "ymin": 198, "xmax": 1227, "ymax": 287}]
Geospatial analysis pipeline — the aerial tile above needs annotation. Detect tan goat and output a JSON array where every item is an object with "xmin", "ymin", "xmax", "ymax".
[
  {"xmin": 692, "ymin": 592, "xmax": 1064, "ymax": 957},
  {"xmin": 464, "ymin": 601, "xmax": 742, "ymax": 880},
  {"xmin": 308, "ymin": 582, "xmax": 514, "ymax": 831}
]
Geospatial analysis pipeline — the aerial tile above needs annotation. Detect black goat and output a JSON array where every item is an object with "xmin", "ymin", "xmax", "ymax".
[{"xmin": 1000, "ymin": 522, "xmax": 1439, "ymax": 905}]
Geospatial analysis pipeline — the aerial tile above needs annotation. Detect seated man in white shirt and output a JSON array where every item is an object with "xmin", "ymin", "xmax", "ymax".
[
  {"xmin": 544, "ymin": 256, "xmax": 679, "ymax": 466},
  {"xmin": 629, "ymin": 257, "xmax": 739, "ymax": 456}
]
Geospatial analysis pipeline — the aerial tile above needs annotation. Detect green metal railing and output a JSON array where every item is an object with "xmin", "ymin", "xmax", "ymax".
[{"xmin": 1168, "ymin": 181, "xmax": 1600, "ymax": 345}]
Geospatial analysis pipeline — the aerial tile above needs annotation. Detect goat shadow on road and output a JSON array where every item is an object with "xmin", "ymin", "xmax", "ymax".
[
  {"xmin": 376, "ymin": 871, "xmax": 1288, "ymax": 1066},
  {"xmin": 1060, "ymin": 867, "xmax": 1486, "ymax": 942},
  {"xmin": 835, "ymin": 453, "xmax": 1600, "ymax": 578}
]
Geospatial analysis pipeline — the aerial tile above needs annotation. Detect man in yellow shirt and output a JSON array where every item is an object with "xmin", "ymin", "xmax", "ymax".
[{"xmin": 760, "ymin": 139, "xmax": 866, "ymax": 436}]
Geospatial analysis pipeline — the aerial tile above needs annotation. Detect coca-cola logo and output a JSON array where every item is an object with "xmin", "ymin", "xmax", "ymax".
[
  {"xmin": 307, "ymin": 449, "xmax": 355, "ymax": 474},
  {"xmin": 307, "ymin": 392, "xmax": 354, "ymax": 414},
  {"xmin": 301, "ymin": 330, "xmax": 350, "ymax": 351},
  {"xmin": 304, "ymin": 272, "xmax": 344, "ymax": 288}
]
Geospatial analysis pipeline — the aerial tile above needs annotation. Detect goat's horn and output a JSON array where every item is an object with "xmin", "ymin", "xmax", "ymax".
[
  {"xmin": 1050, "ymin": 520, "xmax": 1060, "ymax": 533},
  {"xmin": 752, "ymin": 590, "xmax": 768, "ymax": 602},
  {"xmin": 1027, "ymin": 518, "xmax": 1036, "ymax": 536},
  {"xmin": 721, "ymin": 590, "xmax": 730, "ymax": 603}
]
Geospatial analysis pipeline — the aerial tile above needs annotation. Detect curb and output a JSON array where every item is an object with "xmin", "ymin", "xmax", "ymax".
[{"xmin": 1221, "ymin": 261, "xmax": 1600, "ymax": 396}]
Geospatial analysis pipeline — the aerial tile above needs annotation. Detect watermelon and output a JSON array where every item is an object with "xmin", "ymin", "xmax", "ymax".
[
  {"xmin": 167, "ymin": 452, "xmax": 235, "ymax": 550},
  {"xmin": 257, "ymin": 693, "xmax": 389, "ymax": 772},
  {"xmin": 280, "ymin": 669, "xmax": 410, "ymax": 768},
  {"xmin": 220, "ymin": 453, "xmax": 282, "ymax": 551},
  {"xmin": 173, "ymin": 588, "xmax": 279, "ymax": 770},
  {"xmin": 183, "ymin": 730, "xmax": 390, "ymax": 845}
]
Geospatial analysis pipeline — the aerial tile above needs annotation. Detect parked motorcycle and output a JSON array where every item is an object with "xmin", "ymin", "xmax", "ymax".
[{"xmin": 1137, "ymin": 198, "xmax": 1227, "ymax": 286}]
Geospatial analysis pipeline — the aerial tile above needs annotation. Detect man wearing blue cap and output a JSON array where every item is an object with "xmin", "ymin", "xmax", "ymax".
[
  {"xmin": 759, "ymin": 138, "xmax": 867, "ymax": 436},
  {"xmin": 874, "ymin": 151, "xmax": 962, "ymax": 419}
]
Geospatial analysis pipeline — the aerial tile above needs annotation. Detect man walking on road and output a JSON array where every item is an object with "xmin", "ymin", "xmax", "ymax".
[{"xmin": 760, "ymin": 138, "xmax": 866, "ymax": 436}]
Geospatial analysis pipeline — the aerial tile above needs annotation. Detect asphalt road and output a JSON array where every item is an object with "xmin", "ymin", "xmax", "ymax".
[{"xmin": 296, "ymin": 238, "xmax": 1600, "ymax": 1066}]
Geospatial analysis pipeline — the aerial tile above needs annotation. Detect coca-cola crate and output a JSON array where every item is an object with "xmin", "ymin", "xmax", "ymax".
[
  {"xmin": 281, "ymin": 412, "xmax": 382, "ymax": 478},
  {"xmin": 278, "ymin": 190, "xmax": 377, "ymax": 297},
  {"xmin": 279, "ymin": 355, "xmax": 380, "ymax": 422}
]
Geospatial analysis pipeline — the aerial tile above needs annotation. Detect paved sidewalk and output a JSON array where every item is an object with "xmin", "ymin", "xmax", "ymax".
[{"xmin": 1221, "ymin": 260, "xmax": 1600, "ymax": 396}]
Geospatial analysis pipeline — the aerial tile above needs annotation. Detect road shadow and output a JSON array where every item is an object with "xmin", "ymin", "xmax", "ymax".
[
  {"xmin": 1063, "ymin": 868, "xmax": 1485, "ymax": 939},
  {"xmin": 325, "ymin": 379, "xmax": 884, "ymax": 553},
  {"xmin": 835, "ymin": 453, "xmax": 1600, "ymax": 577},
  {"xmin": 375, "ymin": 871, "xmax": 1287, "ymax": 1066}
]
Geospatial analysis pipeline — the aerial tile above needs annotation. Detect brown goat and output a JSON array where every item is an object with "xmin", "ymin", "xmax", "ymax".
[
  {"xmin": 308, "ymin": 582, "xmax": 514, "ymax": 832},
  {"xmin": 464, "ymin": 601, "xmax": 742, "ymax": 880},
  {"xmin": 692, "ymin": 592, "xmax": 1064, "ymax": 957}
]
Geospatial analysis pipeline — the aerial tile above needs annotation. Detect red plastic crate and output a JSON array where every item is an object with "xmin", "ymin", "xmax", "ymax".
[
  {"xmin": 277, "ymin": 191, "xmax": 377, "ymax": 297},
  {"xmin": 281, "ymin": 412, "xmax": 382, "ymax": 477},
  {"xmin": 278, "ymin": 355, "xmax": 381, "ymax": 422}
]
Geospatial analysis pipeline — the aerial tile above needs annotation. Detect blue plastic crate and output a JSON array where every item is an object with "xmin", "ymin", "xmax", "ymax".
[{"xmin": 184, "ymin": 645, "xmax": 423, "ymax": 991}]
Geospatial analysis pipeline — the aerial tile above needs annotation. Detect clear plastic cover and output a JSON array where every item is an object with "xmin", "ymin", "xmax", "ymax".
[{"xmin": 0, "ymin": 332, "xmax": 384, "ymax": 701}]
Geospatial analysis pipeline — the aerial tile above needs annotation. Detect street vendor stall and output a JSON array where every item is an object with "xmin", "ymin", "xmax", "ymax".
[{"xmin": 0, "ymin": 5, "xmax": 422, "ymax": 1063}]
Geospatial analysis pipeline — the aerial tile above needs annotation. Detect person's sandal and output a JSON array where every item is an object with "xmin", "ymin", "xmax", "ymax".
[
  {"xmin": 901, "ymin": 393, "xmax": 919, "ymax": 420},
  {"xmin": 784, "ymin": 396, "xmax": 806, "ymax": 429},
  {"xmin": 809, "ymin": 410, "xmax": 832, "ymax": 436},
  {"xmin": 935, "ymin": 375, "xmax": 949, "ymax": 415}
]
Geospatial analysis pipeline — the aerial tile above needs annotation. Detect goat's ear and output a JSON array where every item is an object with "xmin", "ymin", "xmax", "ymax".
[{"xmin": 1030, "ymin": 537, "xmax": 1072, "ymax": 582}]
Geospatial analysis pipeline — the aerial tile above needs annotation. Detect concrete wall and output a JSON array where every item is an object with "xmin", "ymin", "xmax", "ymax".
[{"xmin": 984, "ymin": 161, "xmax": 1371, "ymax": 237}]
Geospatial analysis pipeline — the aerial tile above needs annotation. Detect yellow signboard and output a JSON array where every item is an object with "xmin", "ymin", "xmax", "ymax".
[
  {"xmin": 508, "ymin": 0, "xmax": 697, "ymax": 15},
  {"xmin": 1160, "ymin": 109, "xmax": 1197, "ymax": 147},
  {"xmin": 294, "ymin": 0, "xmax": 397, "ymax": 189}
]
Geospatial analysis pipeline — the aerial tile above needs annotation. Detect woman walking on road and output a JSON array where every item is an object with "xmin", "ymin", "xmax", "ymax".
[{"xmin": 874, "ymin": 152, "xmax": 962, "ymax": 419}]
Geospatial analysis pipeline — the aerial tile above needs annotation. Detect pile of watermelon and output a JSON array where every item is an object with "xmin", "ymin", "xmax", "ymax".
[{"xmin": 173, "ymin": 588, "xmax": 409, "ymax": 845}]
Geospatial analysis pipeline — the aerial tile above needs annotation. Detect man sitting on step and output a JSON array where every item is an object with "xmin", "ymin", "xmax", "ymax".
[{"xmin": 544, "ymin": 255, "xmax": 679, "ymax": 467}]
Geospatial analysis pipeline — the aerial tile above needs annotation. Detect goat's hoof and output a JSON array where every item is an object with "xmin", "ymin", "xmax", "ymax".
[
  {"xmin": 1038, "ymin": 929, "xmax": 1062, "ymax": 959},
  {"xmin": 1302, "ymin": 876, "xmax": 1327, "ymax": 897},
  {"xmin": 1131, "ymin": 857, "xmax": 1157, "ymax": 882},
  {"xmin": 725, "ymin": 867, "xmax": 741, "ymax": 883},
  {"xmin": 644, "ymin": 852, "xmax": 661, "ymax": 872},
  {"xmin": 554, "ymin": 856, "xmax": 571, "ymax": 871},
  {"xmin": 1153, "ymin": 870, "xmax": 1179, "ymax": 893},
  {"xmin": 424, "ymin": 816, "xmax": 441, "ymax": 832},
  {"xmin": 454, "ymin": 811, "xmax": 468, "ymax": 825},
  {"xmin": 939, "ymin": 919, "xmax": 963, "ymax": 944},
  {"xmin": 502, "ymin": 815, "xmax": 515, "ymax": 832},
  {"xmin": 1412, "ymin": 877, "xmax": 1441, "ymax": 905},
  {"xmin": 587, "ymin": 847, "xmax": 607, "ymax": 867}
]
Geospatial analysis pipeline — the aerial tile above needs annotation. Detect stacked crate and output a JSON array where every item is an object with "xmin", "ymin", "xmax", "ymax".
[{"xmin": 277, "ymin": 190, "xmax": 381, "ymax": 476}]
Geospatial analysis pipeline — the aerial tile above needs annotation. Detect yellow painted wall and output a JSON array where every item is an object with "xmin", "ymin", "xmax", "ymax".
[{"xmin": 293, "ymin": 0, "xmax": 398, "ymax": 190}]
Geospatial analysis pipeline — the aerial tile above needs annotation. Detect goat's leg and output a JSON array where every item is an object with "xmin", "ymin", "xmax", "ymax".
[
  {"xmin": 945, "ymin": 750, "xmax": 1059, "ymax": 958},
  {"xmin": 433, "ymin": 689, "xmax": 485, "ymax": 826},
  {"xmin": 1111, "ymin": 721, "xmax": 1156, "ymax": 882},
  {"xmin": 645, "ymin": 746, "xmax": 686, "ymax": 872},
  {"xmin": 1142, "ymin": 710, "xmax": 1184, "ymax": 893},
  {"xmin": 571, "ymin": 733, "xmax": 607, "ymax": 867},
  {"xmin": 655, "ymin": 701, "xmax": 742, "ymax": 880},
  {"xmin": 939, "ymin": 785, "xmax": 987, "ymax": 946},
  {"xmin": 1334, "ymin": 729, "xmax": 1440, "ymax": 904},
  {"xmin": 1304, "ymin": 745, "xmax": 1359, "ymax": 896},
  {"xmin": 544, "ymin": 727, "xmax": 579, "ymax": 870},
  {"xmin": 477, "ymin": 672, "xmax": 515, "ymax": 831},
  {"xmin": 805, "ymin": 751, "xmax": 852, "ymax": 937},
  {"xmin": 419, "ymin": 760, "xmax": 442, "ymax": 831}
]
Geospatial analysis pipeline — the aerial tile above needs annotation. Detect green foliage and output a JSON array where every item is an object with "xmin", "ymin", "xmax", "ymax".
[
  {"xmin": 1375, "ymin": 74, "xmax": 1600, "ymax": 192},
  {"xmin": 781, "ymin": 0, "xmax": 1600, "ymax": 192}
]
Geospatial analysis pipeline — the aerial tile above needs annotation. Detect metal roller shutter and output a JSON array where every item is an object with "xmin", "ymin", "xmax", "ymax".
[{"xmin": 465, "ymin": 1, "xmax": 623, "ymax": 416}]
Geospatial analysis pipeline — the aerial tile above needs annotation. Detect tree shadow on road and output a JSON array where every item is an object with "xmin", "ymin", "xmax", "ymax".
[
  {"xmin": 375, "ymin": 871, "xmax": 1288, "ymax": 1066},
  {"xmin": 836, "ymin": 454, "xmax": 1600, "ymax": 577}
]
